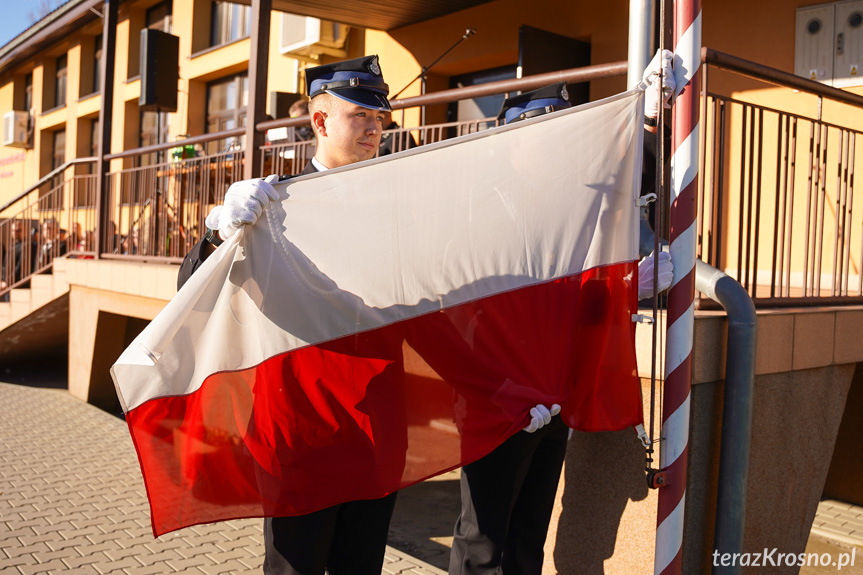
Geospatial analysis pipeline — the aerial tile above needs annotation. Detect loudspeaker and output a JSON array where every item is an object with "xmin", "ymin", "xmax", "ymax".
[{"xmin": 139, "ymin": 29, "xmax": 179, "ymax": 112}]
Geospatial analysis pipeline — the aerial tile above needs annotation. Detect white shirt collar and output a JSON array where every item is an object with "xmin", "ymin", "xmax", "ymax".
[{"xmin": 311, "ymin": 157, "xmax": 329, "ymax": 172}]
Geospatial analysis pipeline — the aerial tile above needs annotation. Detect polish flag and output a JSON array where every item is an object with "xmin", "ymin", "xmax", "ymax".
[{"xmin": 112, "ymin": 89, "xmax": 646, "ymax": 536}]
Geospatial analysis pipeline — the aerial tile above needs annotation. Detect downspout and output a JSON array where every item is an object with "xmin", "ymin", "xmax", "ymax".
[
  {"xmin": 640, "ymin": 232, "xmax": 756, "ymax": 574},
  {"xmin": 695, "ymin": 260, "xmax": 757, "ymax": 575}
]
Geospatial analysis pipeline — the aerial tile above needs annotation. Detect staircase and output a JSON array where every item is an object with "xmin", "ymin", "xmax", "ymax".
[{"xmin": 0, "ymin": 266, "xmax": 69, "ymax": 331}]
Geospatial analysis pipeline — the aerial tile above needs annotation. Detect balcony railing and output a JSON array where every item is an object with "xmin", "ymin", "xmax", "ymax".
[
  {"xmin": 0, "ymin": 159, "xmax": 97, "ymax": 298},
  {"xmin": 4, "ymin": 51, "xmax": 863, "ymax": 308},
  {"xmin": 698, "ymin": 49, "xmax": 863, "ymax": 306}
]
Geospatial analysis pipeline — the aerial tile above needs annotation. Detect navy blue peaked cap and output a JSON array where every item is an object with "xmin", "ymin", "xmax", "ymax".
[
  {"xmin": 497, "ymin": 82, "xmax": 571, "ymax": 124},
  {"xmin": 305, "ymin": 55, "xmax": 391, "ymax": 111}
]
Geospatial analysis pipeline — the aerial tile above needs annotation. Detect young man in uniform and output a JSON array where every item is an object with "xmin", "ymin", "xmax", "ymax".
[{"xmin": 178, "ymin": 55, "xmax": 399, "ymax": 575}]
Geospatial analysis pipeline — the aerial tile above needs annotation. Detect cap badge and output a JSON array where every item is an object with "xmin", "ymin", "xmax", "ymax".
[
  {"xmin": 560, "ymin": 86, "xmax": 569, "ymax": 101},
  {"xmin": 369, "ymin": 58, "xmax": 381, "ymax": 76}
]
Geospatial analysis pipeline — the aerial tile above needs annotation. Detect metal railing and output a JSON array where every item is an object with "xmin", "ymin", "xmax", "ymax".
[
  {"xmin": 698, "ymin": 49, "xmax": 863, "ymax": 306},
  {"xmin": 0, "ymin": 159, "xmax": 97, "ymax": 298},
  {"xmin": 102, "ymin": 147, "xmax": 246, "ymax": 261}
]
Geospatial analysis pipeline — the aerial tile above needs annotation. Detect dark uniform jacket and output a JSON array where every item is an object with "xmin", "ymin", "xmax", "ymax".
[{"xmin": 177, "ymin": 162, "xmax": 319, "ymax": 290}]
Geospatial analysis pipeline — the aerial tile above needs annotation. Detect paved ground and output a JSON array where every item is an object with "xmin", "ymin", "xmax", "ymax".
[
  {"xmin": 812, "ymin": 500, "xmax": 863, "ymax": 548},
  {"xmin": 0, "ymin": 382, "xmax": 445, "ymax": 575},
  {"xmin": 799, "ymin": 500, "xmax": 863, "ymax": 575},
  {"xmin": 3, "ymin": 377, "xmax": 861, "ymax": 575}
]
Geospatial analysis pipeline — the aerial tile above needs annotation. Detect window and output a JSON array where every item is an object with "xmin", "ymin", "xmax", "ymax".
[
  {"xmin": 147, "ymin": 1, "xmax": 172, "ymax": 32},
  {"xmin": 211, "ymin": 1, "xmax": 251, "ymax": 47},
  {"xmin": 206, "ymin": 73, "xmax": 247, "ymax": 153},
  {"xmin": 46, "ymin": 129, "xmax": 66, "ymax": 204},
  {"xmin": 55, "ymin": 54, "xmax": 67, "ymax": 108},
  {"xmin": 140, "ymin": 109, "xmax": 170, "ymax": 165},
  {"xmin": 447, "ymin": 65, "xmax": 517, "ymax": 134},
  {"xmin": 52, "ymin": 130, "xmax": 66, "ymax": 170},
  {"xmin": 90, "ymin": 119, "xmax": 100, "ymax": 159},
  {"xmin": 24, "ymin": 73, "xmax": 32, "ymax": 112},
  {"xmin": 93, "ymin": 35, "xmax": 102, "ymax": 94}
]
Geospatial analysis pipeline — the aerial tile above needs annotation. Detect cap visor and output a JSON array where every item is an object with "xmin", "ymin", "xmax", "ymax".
[{"xmin": 327, "ymin": 89, "xmax": 391, "ymax": 111}]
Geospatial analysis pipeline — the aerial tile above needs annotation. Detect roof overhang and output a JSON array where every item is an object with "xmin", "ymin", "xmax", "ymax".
[
  {"xmin": 264, "ymin": 0, "xmax": 494, "ymax": 31},
  {"xmin": 0, "ymin": 0, "xmax": 493, "ymax": 75},
  {"xmin": 0, "ymin": 0, "xmax": 102, "ymax": 73}
]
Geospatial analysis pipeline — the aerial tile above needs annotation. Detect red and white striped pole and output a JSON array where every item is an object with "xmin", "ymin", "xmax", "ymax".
[{"xmin": 654, "ymin": 0, "xmax": 701, "ymax": 574}]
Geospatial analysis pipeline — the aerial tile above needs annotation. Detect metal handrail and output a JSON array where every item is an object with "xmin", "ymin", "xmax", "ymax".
[
  {"xmin": 0, "ymin": 157, "xmax": 96, "ymax": 214},
  {"xmin": 256, "ymin": 61, "xmax": 630, "ymax": 132},
  {"xmin": 103, "ymin": 130, "xmax": 245, "ymax": 160},
  {"xmin": 703, "ymin": 48, "xmax": 863, "ymax": 108}
]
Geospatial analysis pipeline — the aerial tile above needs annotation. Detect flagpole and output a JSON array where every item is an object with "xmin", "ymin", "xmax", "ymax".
[{"xmin": 654, "ymin": 0, "xmax": 701, "ymax": 573}]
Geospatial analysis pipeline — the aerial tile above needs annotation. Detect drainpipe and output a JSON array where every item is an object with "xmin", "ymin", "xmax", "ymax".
[
  {"xmin": 641, "ymin": 230, "xmax": 756, "ymax": 573},
  {"xmin": 694, "ymin": 259, "xmax": 757, "ymax": 575}
]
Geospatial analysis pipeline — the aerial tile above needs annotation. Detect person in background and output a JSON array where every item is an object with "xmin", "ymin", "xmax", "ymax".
[
  {"xmin": 39, "ymin": 219, "xmax": 67, "ymax": 268},
  {"xmin": 287, "ymin": 98, "xmax": 315, "ymax": 142},
  {"xmin": 377, "ymin": 110, "xmax": 417, "ymax": 157}
]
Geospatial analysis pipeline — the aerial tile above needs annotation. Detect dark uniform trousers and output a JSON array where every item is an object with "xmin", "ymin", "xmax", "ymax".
[
  {"xmin": 264, "ymin": 494, "xmax": 398, "ymax": 575},
  {"xmin": 178, "ymin": 161, "xmax": 400, "ymax": 575},
  {"xmin": 449, "ymin": 417, "xmax": 569, "ymax": 575}
]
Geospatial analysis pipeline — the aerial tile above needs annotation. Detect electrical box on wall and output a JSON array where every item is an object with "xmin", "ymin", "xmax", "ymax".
[
  {"xmin": 3, "ymin": 110, "xmax": 30, "ymax": 148},
  {"xmin": 796, "ymin": 1, "xmax": 863, "ymax": 87}
]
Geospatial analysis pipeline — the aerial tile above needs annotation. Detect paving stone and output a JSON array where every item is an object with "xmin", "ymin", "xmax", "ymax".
[
  {"xmin": 122, "ymin": 565, "xmax": 166, "ymax": 575},
  {"xmin": 62, "ymin": 567, "xmax": 100, "ymax": 575},
  {"xmin": 0, "ymin": 555, "xmax": 37, "ymax": 569},
  {"xmin": 383, "ymin": 559, "xmax": 421, "ymax": 574},
  {"xmin": 32, "ymin": 547, "xmax": 80, "ymax": 564},
  {"xmin": 92, "ymin": 557, "xmax": 141, "ymax": 575},
  {"xmin": 3, "ymin": 543, "xmax": 49, "ymax": 559},
  {"xmin": 18, "ymin": 559, "xmax": 70, "ymax": 574},
  {"xmin": 198, "ymin": 560, "xmax": 253, "ymax": 575},
  {"xmin": 62, "ymin": 553, "xmax": 103, "ymax": 570},
  {"xmin": 166, "ymin": 556, "xmax": 210, "ymax": 571},
  {"xmin": 133, "ymin": 549, "xmax": 185, "ymax": 567}
]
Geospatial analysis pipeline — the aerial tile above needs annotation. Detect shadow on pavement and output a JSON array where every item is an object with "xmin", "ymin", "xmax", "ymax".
[
  {"xmin": 0, "ymin": 354, "xmax": 68, "ymax": 389},
  {"xmin": 388, "ymin": 470, "xmax": 461, "ymax": 571}
]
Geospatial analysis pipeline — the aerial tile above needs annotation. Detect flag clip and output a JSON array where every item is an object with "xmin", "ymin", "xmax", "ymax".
[
  {"xmin": 637, "ymin": 193, "xmax": 657, "ymax": 207},
  {"xmin": 631, "ymin": 313, "xmax": 654, "ymax": 324},
  {"xmin": 635, "ymin": 424, "xmax": 651, "ymax": 448}
]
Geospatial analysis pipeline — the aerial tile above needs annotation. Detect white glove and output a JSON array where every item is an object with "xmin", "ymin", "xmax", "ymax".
[
  {"xmin": 206, "ymin": 175, "xmax": 281, "ymax": 241},
  {"xmin": 638, "ymin": 251, "xmax": 674, "ymax": 299},
  {"xmin": 524, "ymin": 403, "xmax": 561, "ymax": 433},
  {"xmin": 643, "ymin": 49, "xmax": 676, "ymax": 119}
]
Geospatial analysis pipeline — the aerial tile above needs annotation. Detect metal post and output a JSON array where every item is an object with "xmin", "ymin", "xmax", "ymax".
[
  {"xmin": 95, "ymin": 0, "xmax": 117, "ymax": 259},
  {"xmin": 628, "ymin": 0, "xmax": 655, "ymax": 88},
  {"xmin": 244, "ymin": 0, "xmax": 272, "ymax": 180},
  {"xmin": 654, "ymin": 0, "xmax": 701, "ymax": 574}
]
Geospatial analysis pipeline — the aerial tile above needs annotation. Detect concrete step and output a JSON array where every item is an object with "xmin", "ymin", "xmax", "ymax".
[
  {"xmin": 31, "ymin": 274, "xmax": 54, "ymax": 310},
  {"xmin": 9, "ymin": 287, "xmax": 31, "ymax": 324},
  {"xmin": 52, "ymin": 264, "xmax": 69, "ymax": 299},
  {"xmin": 0, "ymin": 300, "xmax": 9, "ymax": 329}
]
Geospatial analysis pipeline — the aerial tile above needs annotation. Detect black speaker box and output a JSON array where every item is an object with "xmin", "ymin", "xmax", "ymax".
[{"xmin": 139, "ymin": 29, "xmax": 179, "ymax": 112}]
